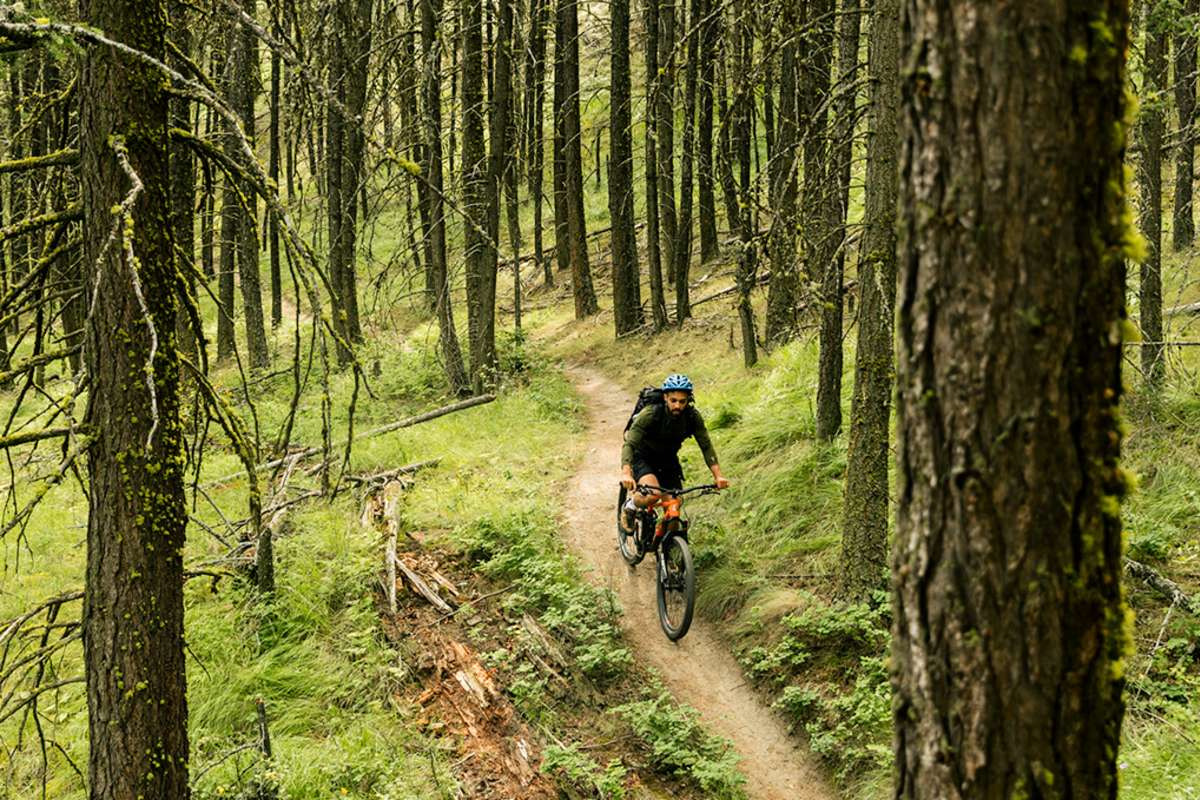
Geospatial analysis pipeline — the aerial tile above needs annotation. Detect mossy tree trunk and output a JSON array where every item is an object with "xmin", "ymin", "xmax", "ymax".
[
  {"xmin": 840, "ymin": 0, "xmax": 898, "ymax": 601},
  {"xmin": 610, "ymin": 0, "xmax": 644, "ymax": 335},
  {"xmin": 893, "ymin": 2, "xmax": 1132, "ymax": 796},
  {"xmin": 80, "ymin": 0, "xmax": 190, "ymax": 795}
]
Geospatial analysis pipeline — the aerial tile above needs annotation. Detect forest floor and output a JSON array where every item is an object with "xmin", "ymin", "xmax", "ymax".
[{"xmin": 559, "ymin": 365, "xmax": 832, "ymax": 800}]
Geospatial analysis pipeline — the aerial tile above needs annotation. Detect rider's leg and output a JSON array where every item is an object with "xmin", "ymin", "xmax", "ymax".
[{"xmin": 634, "ymin": 473, "xmax": 663, "ymax": 509}]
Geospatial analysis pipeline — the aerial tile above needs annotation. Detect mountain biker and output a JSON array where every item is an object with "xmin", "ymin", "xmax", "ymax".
[{"xmin": 620, "ymin": 374, "xmax": 729, "ymax": 532}]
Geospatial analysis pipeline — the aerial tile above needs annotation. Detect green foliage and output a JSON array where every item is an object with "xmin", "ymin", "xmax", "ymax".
[
  {"xmin": 541, "ymin": 744, "xmax": 628, "ymax": 799},
  {"xmin": 612, "ymin": 692, "xmax": 746, "ymax": 798},
  {"xmin": 457, "ymin": 510, "xmax": 633, "ymax": 686}
]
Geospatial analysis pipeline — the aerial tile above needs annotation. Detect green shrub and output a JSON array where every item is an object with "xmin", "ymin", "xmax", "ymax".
[{"xmin": 613, "ymin": 691, "xmax": 746, "ymax": 798}]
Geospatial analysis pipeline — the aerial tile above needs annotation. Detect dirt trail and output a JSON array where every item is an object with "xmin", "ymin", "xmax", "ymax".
[{"xmin": 562, "ymin": 366, "xmax": 834, "ymax": 800}]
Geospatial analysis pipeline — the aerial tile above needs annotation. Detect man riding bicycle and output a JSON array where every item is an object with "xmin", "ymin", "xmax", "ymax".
[{"xmin": 620, "ymin": 374, "xmax": 730, "ymax": 532}]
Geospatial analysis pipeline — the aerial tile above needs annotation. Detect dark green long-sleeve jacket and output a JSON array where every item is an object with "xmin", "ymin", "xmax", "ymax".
[{"xmin": 621, "ymin": 405, "xmax": 719, "ymax": 468}]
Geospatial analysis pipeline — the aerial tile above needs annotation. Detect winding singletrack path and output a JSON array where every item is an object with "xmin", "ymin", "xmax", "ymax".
[{"xmin": 561, "ymin": 366, "xmax": 834, "ymax": 800}]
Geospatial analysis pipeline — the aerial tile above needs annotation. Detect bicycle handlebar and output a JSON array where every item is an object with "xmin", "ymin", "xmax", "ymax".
[{"xmin": 633, "ymin": 483, "xmax": 720, "ymax": 497}]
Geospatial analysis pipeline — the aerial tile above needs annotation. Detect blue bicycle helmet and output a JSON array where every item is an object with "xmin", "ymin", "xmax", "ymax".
[{"xmin": 661, "ymin": 374, "xmax": 694, "ymax": 393}]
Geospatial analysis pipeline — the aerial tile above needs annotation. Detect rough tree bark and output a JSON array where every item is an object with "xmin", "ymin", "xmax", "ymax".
[
  {"xmin": 674, "ymin": 0, "xmax": 699, "ymax": 324},
  {"xmin": 463, "ymin": 0, "xmax": 497, "ymax": 389},
  {"xmin": 80, "ymin": 0, "xmax": 190, "ymax": 796},
  {"xmin": 807, "ymin": 0, "xmax": 841, "ymax": 441},
  {"xmin": 644, "ymin": 0, "xmax": 669, "ymax": 330},
  {"xmin": 525, "ymin": 0, "xmax": 551, "ymax": 287},
  {"xmin": 840, "ymin": 0, "xmax": 897, "ymax": 601},
  {"xmin": 765, "ymin": 3, "xmax": 800, "ymax": 346},
  {"xmin": 610, "ymin": 0, "xmax": 644, "ymax": 335},
  {"xmin": 419, "ymin": 0, "xmax": 471, "ymax": 395},
  {"xmin": 558, "ymin": 0, "xmax": 598, "ymax": 317},
  {"xmin": 168, "ymin": 0, "xmax": 198, "ymax": 361},
  {"xmin": 657, "ymin": 0, "xmax": 678, "ymax": 284},
  {"xmin": 1174, "ymin": 0, "xmax": 1198, "ymax": 250},
  {"xmin": 697, "ymin": 0, "xmax": 719, "ymax": 262},
  {"xmin": 730, "ymin": 0, "xmax": 757, "ymax": 366},
  {"xmin": 269, "ymin": 43, "xmax": 282, "ymax": 328},
  {"xmin": 893, "ymin": 2, "xmax": 1133, "ymax": 797},
  {"xmin": 1138, "ymin": 2, "xmax": 1166, "ymax": 386},
  {"xmin": 231, "ymin": 0, "xmax": 269, "ymax": 370}
]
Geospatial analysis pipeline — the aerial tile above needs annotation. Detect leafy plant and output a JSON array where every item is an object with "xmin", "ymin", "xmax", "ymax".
[{"xmin": 613, "ymin": 691, "xmax": 746, "ymax": 798}]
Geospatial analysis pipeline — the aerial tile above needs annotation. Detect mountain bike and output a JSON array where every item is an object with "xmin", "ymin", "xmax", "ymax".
[{"xmin": 615, "ymin": 483, "xmax": 719, "ymax": 641}]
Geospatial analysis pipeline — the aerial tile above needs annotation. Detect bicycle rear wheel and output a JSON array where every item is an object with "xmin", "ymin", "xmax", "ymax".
[
  {"xmin": 616, "ymin": 486, "xmax": 644, "ymax": 565},
  {"xmin": 656, "ymin": 531, "xmax": 695, "ymax": 640}
]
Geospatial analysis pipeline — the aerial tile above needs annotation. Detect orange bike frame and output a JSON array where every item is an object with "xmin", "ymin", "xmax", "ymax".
[{"xmin": 646, "ymin": 494, "xmax": 683, "ymax": 539}]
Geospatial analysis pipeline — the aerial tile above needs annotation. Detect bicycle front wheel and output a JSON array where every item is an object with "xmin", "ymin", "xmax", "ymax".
[{"xmin": 656, "ymin": 531, "xmax": 695, "ymax": 641}]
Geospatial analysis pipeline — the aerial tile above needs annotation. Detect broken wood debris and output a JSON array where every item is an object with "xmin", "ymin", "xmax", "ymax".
[{"xmin": 393, "ymin": 555, "xmax": 458, "ymax": 615}]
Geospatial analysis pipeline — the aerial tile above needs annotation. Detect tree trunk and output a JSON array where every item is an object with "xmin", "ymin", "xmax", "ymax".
[
  {"xmin": 269, "ymin": 47, "xmax": 283, "ymax": 328},
  {"xmin": 217, "ymin": 29, "xmax": 237, "ymax": 363},
  {"xmin": 893, "ymin": 2, "xmax": 1132, "ymax": 796},
  {"xmin": 489, "ymin": 0, "xmax": 515, "ymax": 327},
  {"xmin": 553, "ymin": 1, "xmax": 570, "ymax": 277},
  {"xmin": 610, "ymin": 0, "xmax": 644, "ymax": 335},
  {"xmin": 559, "ymin": 0, "xmax": 599, "ymax": 317},
  {"xmin": 674, "ymin": 0, "xmax": 699, "ymax": 324},
  {"xmin": 657, "ymin": 0, "xmax": 678, "ymax": 284},
  {"xmin": 731, "ymin": 0, "xmax": 757, "ymax": 366},
  {"xmin": 233, "ymin": 0, "xmax": 269, "ymax": 370},
  {"xmin": 644, "ymin": 0, "xmax": 669, "ymax": 330},
  {"xmin": 840, "ymin": 0, "xmax": 896, "ymax": 601},
  {"xmin": 1174, "ymin": 0, "xmax": 1197, "ymax": 251},
  {"xmin": 1139, "ymin": 5, "xmax": 1166, "ymax": 386},
  {"xmin": 169, "ymin": 0, "xmax": 198, "ymax": 363},
  {"xmin": 807, "ymin": 0, "xmax": 841, "ymax": 441},
  {"xmin": 765, "ymin": 4, "xmax": 800, "ymax": 345},
  {"xmin": 80, "ymin": 0, "xmax": 190, "ymax": 796},
  {"xmin": 502, "ymin": 0, "xmax": 524, "ymax": 332},
  {"xmin": 697, "ymin": 0, "xmax": 719, "ymax": 263},
  {"xmin": 337, "ymin": 0, "xmax": 372, "ymax": 356},
  {"xmin": 525, "ymin": 0, "xmax": 551, "ymax": 287},
  {"xmin": 463, "ymin": 0, "xmax": 498, "ymax": 389},
  {"xmin": 420, "ymin": 0, "xmax": 471, "ymax": 395}
]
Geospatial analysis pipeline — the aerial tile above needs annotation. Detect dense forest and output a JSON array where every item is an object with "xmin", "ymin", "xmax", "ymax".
[{"xmin": 0, "ymin": 0, "xmax": 1198, "ymax": 799}]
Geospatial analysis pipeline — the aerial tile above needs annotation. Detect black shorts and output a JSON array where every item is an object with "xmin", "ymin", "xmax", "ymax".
[{"xmin": 631, "ymin": 453, "xmax": 683, "ymax": 490}]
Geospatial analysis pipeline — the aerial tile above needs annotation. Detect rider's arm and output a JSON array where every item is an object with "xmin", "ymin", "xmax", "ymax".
[
  {"xmin": 690, "ymin": 409, "xmax": 719, "ymax": 468},
  {"xmin": 692, "ymin": 410, "xmax": 730, "ymax": 489}
]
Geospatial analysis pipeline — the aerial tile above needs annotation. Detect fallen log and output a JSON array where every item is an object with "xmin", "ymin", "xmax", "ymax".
[
  {"xmin": 209, "ymin": 396, "xmax": 492, "ymax": 486},
  {"xmin": 343, "ymin": 459, "xmax": 442, "ymax": 488},
  {"xmin": 1125, "ymin": 557, "xmax": 1200, "ymax": 615}
]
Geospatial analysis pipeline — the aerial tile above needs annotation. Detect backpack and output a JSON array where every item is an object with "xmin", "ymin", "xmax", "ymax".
[
  {"xmin": 623, "ymin": 387, "xmax": 697, "ymax": 439},
  {"xmin": 624, "ymin": 387, "xmax": 665, "ymax": 433}
]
